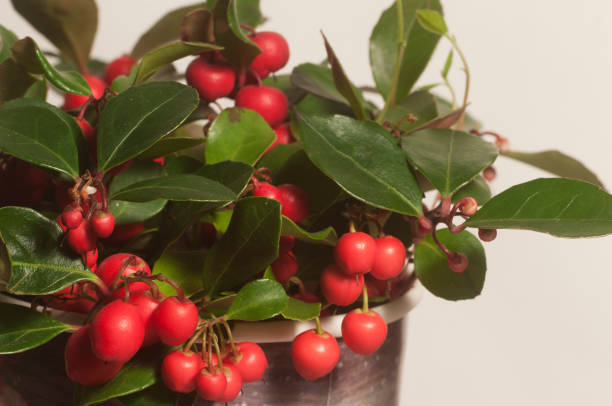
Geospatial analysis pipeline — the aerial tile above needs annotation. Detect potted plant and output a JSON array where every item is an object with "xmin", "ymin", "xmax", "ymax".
[{"xmin": 1, "ymin": 0, "xmax": 611, "ymax": 405}]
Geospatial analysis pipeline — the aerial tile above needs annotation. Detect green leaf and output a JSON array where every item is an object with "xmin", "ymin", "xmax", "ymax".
[
  {"xmin": 206, "ymin": 0, "xmax": 265, "ymax": 28},
  {"xmin": 415, "ymin": 229, "xmax": 486, "ymax": 300},
  {"xmin": 281, "ymin": 297, "xmax": 321, "ymax": 322},
  {"xmin": 435, "ymin": 96, "xmax": 481, "ymax": 131},
  {"xmin": 294, "ymin": 93, "xmax": 354, "ymax": 118},
  {"xmin": 206, "ymin": 107, "xmax": 276, "ymax": 165},
  {"xmin": 467, "ymin": 178, "xmax": 612, "ymax": 237},
  {"xmin": 401, "ymin": 128, "xmax": 498, "ymax": 196},
  {"xmin": 384, "ymin": 90, "xmax": 439, "ymax": 132},
  {"xmin": 263, "ymin": 73, "xmax": 306, "ymax": 105},
  {"xmin": 0, "ymin": 207, "xmax": 97, "ymax": 295},
  {"xmin": 97, "ymin": 81, "xmax": 199, "ymax": 172},
  {"xmin": 451, "ymin": 176, "xmax": 491, "ymax": 205},
  {"xmin": 297, "ymin": 113, "xmax": 422, "ymax": 215},
  {"xmin": 370, "ymin": 0, "xmax": 442, "ymax": 100},
  {"xmin": 502, "ymin": 150, "xmax": 605, "ymax": 189},
  {"xmin": 212, "ymin": 0, "xmax": 261, "ymax": 71},
  {"xmin": 75, "ymin": 345, "xmax": 162, "ymax": 406},
  {"xmin": 291, "ymin": 63, "xmax": 365, "ymax": 108},
  {"xmin": 257, "ymin": 143, "xmax": 303, "ymax": 178},
  {"xmin": 416, "ymin": 9, "xmax": 448, "ymax": 35},
  {"xmin": 203, "ymin": 197, "xmax": 281, "ymax": 296},
  {"xmin": 133, "ymin": 41, "xmax": 221, "ymax": 85},
  {"xmin": 0, "ymin": 25, "xmax": 18, "ymax": 63},
  {"xmin": 11, "ymin": 0, "xmax": 98, "ymax": 72},
  {"xmin": 0, "ymin": 303, "xmax": 70, "ymax": 354},
  {"xmin": 153, "ymin": 251, "xmax": 206, "ymax": 298},
  {"xmin": 442, "ymin": 48, "xmax": 453, "ymax": 79},
  {"xmin": 196, "ymin": 160, "xmax": 254, "ymax": 195},
  {"xmin": 0, "ymin": 98, "xmax": 85, "ymax": 177},
  {"xmin": 281, "ymin": 216, "xmax": 337, "ymax": 246},
  {"xmin": 383, "ymin": 212, "xmax": 413, "ymax": 247},
  {"xmin": 131, "ymin": 3, "xmax": 203, "ymax": 59},
  {"xmin": 138, "ymin": 123, "xmax": 205, "ymax": 161},
  {"xmin": 225, "ymin": 279, "xmax": 288, "ymax": 321},
  {"xmin": 11, "ymin": 37, "xmax": 91, "ymax": 95},
  {"xmin": 110, "ymin": 174, "xmax": 236, "ymax": 203},
  {"xmin": 0, "ymin": 58, "xmax": 37, "ymax": 106},
  {"xmin": 23, "ymin": 77, "xmax": 48, "ymax": 100},
  {"xmin": 321, "ymin": 33, "xmax": 366, "ymax": 119},
  {"xmin": 121, "ymin": 383, "xmax": 196, "ymax": 406}
]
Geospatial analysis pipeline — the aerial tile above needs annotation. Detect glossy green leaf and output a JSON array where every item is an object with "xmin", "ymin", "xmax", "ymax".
[
  {"xmin": 11, "ymin": 0, "xmax": 97, "ymax": 72},
  {"xmin": 110, "ymin": 174, "xmax": 236, "ymax": 203},
  {"xmin": 291, "ymin": 63, "xmax": 365, "ymax": 107},
  {"xmin": 0, "ymin": 303, "xmax": 70, "ymax": 354},
  {"xmin": 0, "ymin": 98, "xmax": 85, "ymax": 177},
  {"xmin": 452, "ymin": 176, "xmax": 491, "ymax": 205},
  {"xmin": 212, "ymin": 0, "xmax": 260, "ymax": 71},
  {"xmin": 0, "ymin": 25, "xmax": 18, "ymax": 63},
  {"xmin": 0, "ymin": 58, "xmax": 37, "ymax": 105},
  {"xmin": 131, "ymin": 3, "xmax": 203, "ymax": 59},
  {"xmin": 75, "ymin": 345, "xmax": 162, "ymax": 406},
  {"xmin": 416, "ymin": 9, "xmax": 448, "ymax": 35},
  {"xmin": 138, "ymin": 123, "xmax": 204, "ymax": 161},
  {"xmin": 282, "ymin": 297, "xmax": 321, "ymax": 322},
  {"xmin": 257, "ymin": 143, "xmax": 303, "ymax": 178},
  {"xmin": 297, "ymin": 113, "xmax": 422, "ymax": 215},
  {"xmin": 206, "ymin": 0, "xmax": 265, "ymax": 28},
  {"xmin": 415, "ymin": 229, "xmax": 486, "ymax": 300},
  {"xmin": 23, "ymin": 78, "xmax": 47, "ymax": 100},
  {"xmin": 383, "ymin": 213, "xmax": 413, "ymax": 247},
  {"xmin": 402, "ymin": 128, "xmax": 498, "ymax": 196},
  {"xmin": 203, "ymin": 197, "xmax": 281, "ymax": 296},
  {"xmin": 225, "ymin": 279, "xmax": 288, "ymax": 321},
  {"xmin": 121, "ymin": 383, "xmax": 196, "ymax": 406},
  {"xmin": 11, "ymin": 38, "xmax": 91, "ymax": 95},
  {"xmin": 195, "ymin": 160, "xmax": 254, "ymax": 195},
  {"xmin": 385, "ymin": 90, "xmax": 438, "ymax": 132},
  {"xmin": 294, "ymin": 93, "xmax": 354, "ymax": 118},
  {"xmin": 206, "ymin": 107, "xmax": 276, "ymax": 165},
  {"xmin": 503, "ymin": 150, "xmax": 605, "ymax": 189},
  {"xmin": 467, "ymin": 178, "xmax": 612, "ymax": 237},
  {"xmin": 0, "ymin": 207, "xmax": 97, "ymax": 295},
  {"xmin": 370, "ymin": 0, "xmax": 442, "ymax": 100},
  {"xmin": 321, "ymin": 33, "xmax": 366, "ymax": 119},
  {"xmin": 97, "ymin": 81, "xmax": 199, "ymax": 172},
  {"xmin": 281, "ymin": 216, "xmax": 337, "ymax": 246},
  {"xmin": 133, "ymin": 41, "xmax": 221, "ymax": 85},
  {"xmin": 435, "ymin": 96, "xmax": 481, "ymax": 131},
  {"xmin": 153, "ymin": 251, "xmax": 206, "ymax": 298}
]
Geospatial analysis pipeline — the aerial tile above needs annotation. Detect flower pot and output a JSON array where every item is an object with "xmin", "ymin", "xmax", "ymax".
[{"xmin": 0, "ymin": 280, "xmax": 422, "ymax": 406}]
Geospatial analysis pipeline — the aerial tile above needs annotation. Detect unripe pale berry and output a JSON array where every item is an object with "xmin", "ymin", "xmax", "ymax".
[{"xmin": 478, "ymin": 228, "xmax": 498, "ymax": 242}]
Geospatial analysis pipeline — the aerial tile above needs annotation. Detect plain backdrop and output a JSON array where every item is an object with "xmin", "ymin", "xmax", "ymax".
[{"xmin": 2, "ymin": 1, "xmax": 612, "ymax": 405}]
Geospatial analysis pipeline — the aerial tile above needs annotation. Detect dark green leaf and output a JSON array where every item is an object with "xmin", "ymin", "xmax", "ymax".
[
  {"xmin": 0, "ymin": 303, "xmax": 70, "ymax": 354},
  {"xmin": 131, "ymin": 3, "xmax": 203, "ymax": 59},
  {"xmin": 282, "ymin": 297, "xmax": 321, "ymax": 321},
  {"xmin": 291, "ymin": 63, "xmax": 365, "ymax": 107},
  {"xmin": 23, "ymin": 78, "xmax": 47, "ymax": 100},
  {"xmin": 321, "ymin": 33, "xmax": 366, "ymax": 119},
  {"xmin": 196, "ymin": 160, "xmax": 254, "ymax": 195},
  {"xmin": 137, "ymin": 124, "xmax": 205, "ymax": 161},
  {"xmin": 0, "ymin": 58, "xmax": 36, "ymax": 105},
  {"xmin": 121, "ymin": 383, "xmax": 196, "ymax": 406},
  {"xmin": 11, "ymin": 0, "xmax": 98, "ymax": 72},
  {"xmin": 97, "ymin": 81, "xmax": 199, "ymax": 172},
  {"xmin": 384, "ymin": 90, "xmax": 438, "ymax": 132},
  {"xmin": 0, "ymin": 207, "xmax": 97, "ymax": 295},
  {"xmin": 0, "ymin": 98, "xmax": 85, "ymax": 177},
  {"xmin": 415, "ymin": 229, "xmax": 486, "ymax": 300},
  {"xmin": 503, "ymin": 150, "xmax": 605, "ymax": 189},
  {"xmin": 212, "ymin": 0, "xmax": 260, "ymax": 71},
  {"xmin": 294, "ymin": 93, "xmax": 354, "ymax": 118},
  {"xmin": 225, "ymin": 279, "xmax": 288, "ymax": 321},
  {"xmin": 297, "ymin": 114, "xmax": 422, "ymax": 215},
  {"xmin": 435, "ymin": 96, "xmax": 481, "ymax": 131},
  {"xmin": 281, "ymin": 216, "xmax": 337, "ymax": 246},
  {"xmin": 206, "ymin": 0, "xmax": 265, "ymax": 28},
  {"xmin": 416, "ymin": 9, "xmax": 448, "ymax": 35},
  {"xmin": 75, "ymin": 345, "xmax": 162, "ymax": 406},
  {"xmin": 153, "ymin": 251, "xmax": 206, "ymax": 298},
  {"xmin": 206, "ymin": 107, "xmax": 276, "ymax": 165},
  {"xmin": 293, "ymin": 243, "xmax": 334, "ymax": 283},
  {"xmin": 11, "ymin": 37, "xmax": 91, "ymax": 95},
  {"xmin": 164, "ymin": 156, "xmax": 202, "ymax": 175},
  {"xmin": 451, "ymin": 176, "xmax": 491, "ymax": 205},
  {"xmin": 467, "ymin": 178, "xmax": 612, "ymax": 237},
  {"xmin": 203, "ymin": 197, "xmax": 281, "ymax": 296},
  {"xmin": 382, "ymin": 213, "xmax": 413, "ymax": 248},
  {"xmin": 402, "ymin": 128, "xmax": 498, "ymax": 196},
  {"xmin": 133, "ymin": 41, "xmax": 221, "ymax": 85},
  {"xmin": 0, "ymin": 25, "xmax": 18, "ymax": 63},
  {"xmin": 257, "ymin": 143, "xmax": 303, "ymax": 178},
  {"xmin": 370, "ymin": 0, "xmax": 442, "ymax": 100}
]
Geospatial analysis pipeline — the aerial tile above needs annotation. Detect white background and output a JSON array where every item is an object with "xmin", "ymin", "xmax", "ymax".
[{"xmin": 2, "ymin": 1, "xmax": 612, "ymax": 405}]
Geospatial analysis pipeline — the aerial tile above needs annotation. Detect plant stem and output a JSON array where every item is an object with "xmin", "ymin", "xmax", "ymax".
[
  {"xmin": 362, "ymin": 284, "xmax": 369, "ymax": 313},
  {"xmin": 376, "ymin": 0, "xmax": 406, "ymax": 124},
  {"xmin": 314, "ymin": 317, "xmax": 324, "ymax": 335},
  {"xmin": 447, "ymin": 34, "xmax": 470, "ymax": 130}
]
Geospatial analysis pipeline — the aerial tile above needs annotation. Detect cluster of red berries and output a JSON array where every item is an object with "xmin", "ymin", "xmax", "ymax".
[{"xmin": 252, "ymin": 179, "xmax": 310, "ymax": 223}]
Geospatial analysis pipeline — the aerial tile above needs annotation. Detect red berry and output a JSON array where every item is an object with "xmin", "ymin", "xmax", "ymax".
[
  {"xmin": 200, "ymin": 221, "xmax": 217, "ymax": 248},
  {"xmin": 278, "ymin": 184, "xmax": 310, "ymax": 223},
  {"xmin": 266, "ymin": 123, "xmax": 294, "ymax": 154},
  {"xmin": 91, "ymin": 209, "xmax": 115, "ymax": 238},
  {"xmin": 153, "ymin": 296, "xmax": 199, "ymax": 346},
  {"xmin": 83, "ymin": 248, "xmax": 98, "ymax": 270},
  {"xmin": 478, "ymin": 228, "xmax": 497, "ymax": 242},
  {"xmin": 76, "ymin": 117, "xmax": 95, "ymax": 144},
  {"xmin": 196, "ymin": 366, "xmax": 227, "ymax": 401},
  {"xmin": 235, "ymin": 85, "xmax": 288, "ymax": 127},
  {"xmin": 104, "ymin": 54, "xmax": 136, "ymax": 84},
  {"xmin": 252, "ymin": 181, "xmax": 282, "ymax": 202},
  {"xmin": 90, "ymin": 300, "xmax": 145, "ymax": 363},
  {"xmin": 65, "ymin": 325, "xmax": 123, "ymax": 386},
  {"xmin": 320, "ymin": 264, "xmax": 364, "ymax": 306},
  {"xmin": 63, "ymin": 74, "xmax": 106, "ymax": 110},
  {"xmin": 56, "ymin": 214, "xmax": 68, "ymax": 232},
  {"xmin": 365, "ymin": 274, "xmax": 388, "ymax": 297},
  {"xmin": 279, "ymin": 235, "xmax": 295, "ymax": 254},
  {"xmin": 96, "ymin": 253, "xmax": 151, "ymax": 299},
  {"xmin": 186, "ymin": 57, "xmax": 236, "ymax": 101},
  {"xmin": 161, "ymin": 350, "xmax": 203, "ymax": 394},
  {"xmin": 271, "ymin": 251, "xmax": 298, "ymax": 283},
  {"xmin": 129, "ymin": 292, "xmax": 161, "ymax": 346},
  {"xmin": 216, "ymin": 364, "xmax": 243, "ymax": 402},
  {"xmin": 249, "ymin": 31, "xmax": 290, "ymax": 79},
  {"xmin": 46, "ymin": 283, "xmax": 97, "ymax": 314},
  {"xmin": 459, "ymin": 197, "xmax": 478, "ymax": 216},
  {"xmin": 341, "ymin": 309, "xmax": 387, "ymax": 355},
  {"xmin": 223, "ymin": 342, "xmax": 268, "ymax": 383},
  {"xmin": 370, "ymin": 236, "xmax": 406, "ymax": 280},
  {"xmin": 291, "ymin": 329, "xmax": 339, "ymax": 381},
  {"xmin": 482, "ymin": 166, "xmax": 496, "ymax": 181},
  {"xmin": 334, "ymin": 232, "xmax": 376, "ymax": 275},
  {"xmin": 448, "ymin": 252, "xmax": 468, "ymax": 273},
  {"xmin": 66, "ymin": 221, "xmax": 97, "ymax": 254},
  {"xmin": 103, "ymin": 222, "xmax": 144, "ymax": 245}
]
